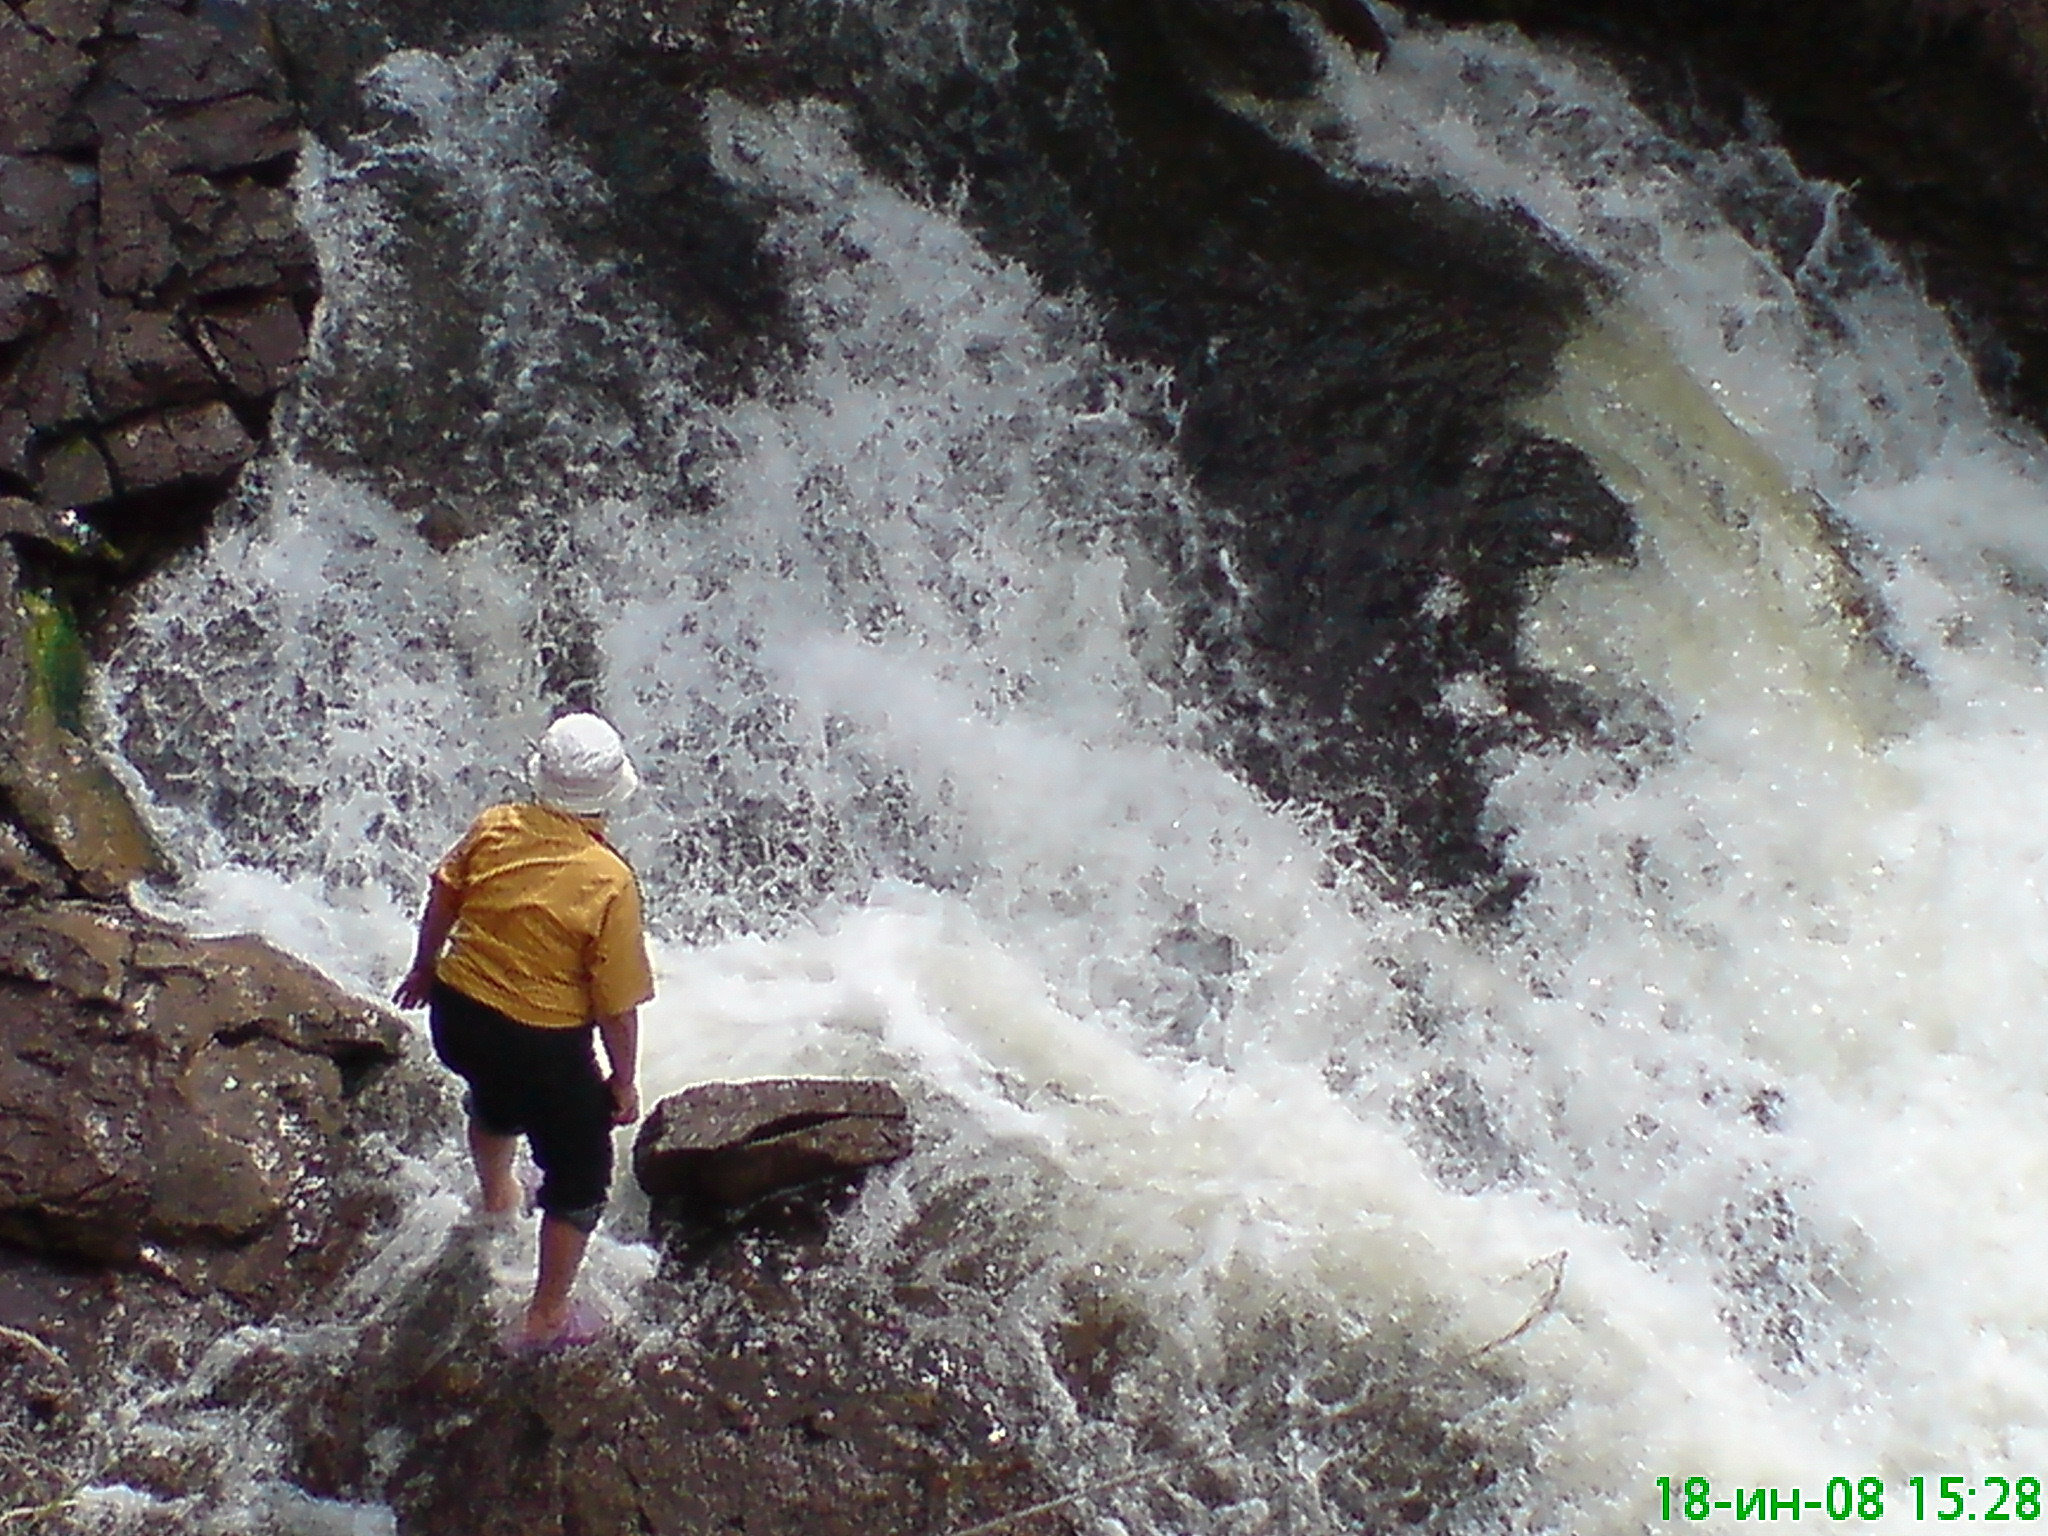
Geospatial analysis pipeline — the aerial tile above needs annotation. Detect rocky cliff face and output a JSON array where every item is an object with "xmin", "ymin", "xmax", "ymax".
[
  {"xmin": 2, "ymin": 0, "xmax": 316, "ymax": 524},
  {"xmin": 3, "ymin": 0, "xmax": 317, "ymax": 899},
  {"xmin": 8, "ymin": 0, "xmax": 2048, "ymax": 1531},
  {"xmin": 0, "ymin": 6, "xmax": 433, "ymax": 1521}
]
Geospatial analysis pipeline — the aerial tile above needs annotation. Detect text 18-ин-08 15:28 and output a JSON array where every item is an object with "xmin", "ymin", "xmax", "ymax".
[{"xmin": 1658, "ymin": 1476, "xmax": 2045, "ymax": 1520}]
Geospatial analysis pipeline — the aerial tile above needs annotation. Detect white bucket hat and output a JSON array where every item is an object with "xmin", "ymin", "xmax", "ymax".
[{"xmin": 528, "ymin": 712, "xmax": 640, "ymax": 817}]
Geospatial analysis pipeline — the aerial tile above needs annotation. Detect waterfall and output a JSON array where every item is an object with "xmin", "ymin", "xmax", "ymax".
[{"xmin": 88, "ymin": 5, "xmax": 2048, "ymax": 1532}]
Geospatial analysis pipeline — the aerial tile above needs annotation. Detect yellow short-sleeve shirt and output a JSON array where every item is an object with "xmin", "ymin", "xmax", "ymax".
[{"xmin": 431, "ymin": 802, "xmax": 655, "ymax": 1029}]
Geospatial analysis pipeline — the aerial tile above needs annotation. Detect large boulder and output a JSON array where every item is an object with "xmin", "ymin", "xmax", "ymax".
[
  {"xmin": 0, "ymin": 900, "xmax": 421, "ymax": 1307},
  {"xmin": 634, "ymin": 1078, "xmax": 913, "ymax": 1221}
]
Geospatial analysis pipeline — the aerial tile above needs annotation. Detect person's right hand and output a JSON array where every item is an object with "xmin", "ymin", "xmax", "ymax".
[{"xmin": 392, "ymin": 963, "xmax": 434, "ymax": 1010}]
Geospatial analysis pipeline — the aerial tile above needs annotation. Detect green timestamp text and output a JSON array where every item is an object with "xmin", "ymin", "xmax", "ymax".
[{"xmin": 1657, "ymin": 1475, "xmax": 2047, "ymax": 1521}]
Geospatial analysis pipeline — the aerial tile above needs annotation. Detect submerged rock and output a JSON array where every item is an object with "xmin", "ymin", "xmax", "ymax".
[
  {"xmin": 253, "ymin": 0, "xmax": 1625, "ymax": 897},
  {"xmin": 0, "ymin": 1239, "xmax": 255, "ymax": 1524}
]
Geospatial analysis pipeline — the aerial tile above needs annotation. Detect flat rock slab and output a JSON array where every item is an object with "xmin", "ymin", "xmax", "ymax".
[{"xmin": 634, "ymin": 1078, "xmax": 911, "ymax": 1218}]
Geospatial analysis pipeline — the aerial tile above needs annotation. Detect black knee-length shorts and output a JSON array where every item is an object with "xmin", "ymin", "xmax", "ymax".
[{"xmin": 428, "ymin": 981, "xmax": 613, "ymax": 1231}]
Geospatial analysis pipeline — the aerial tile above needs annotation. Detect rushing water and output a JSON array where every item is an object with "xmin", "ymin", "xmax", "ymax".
[{"xmin": 86, "ymin": 5, "xmax": 2048, "ymax": 1532}]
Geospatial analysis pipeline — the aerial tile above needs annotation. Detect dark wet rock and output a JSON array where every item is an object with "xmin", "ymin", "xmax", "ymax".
[
  {"xmin": 191, "ymin": 295, "xmax": 307, "ymax": 399},
  {"xmin": 0, "ymin": 1246, "xmax": 191, "ymax": 1517},
  {"xmin": 0, "ymin": 897, "xmax": 416, "ymax": 1300},
  {"xmin": 0, "ymin": 495, "xmax": 71, "ymax": 548},
  {"xmin": 0, "ymin": 416, "xmax": 31, "ymax": 493},
  {"xmin": 636, "ymin": 1078, "xmax": 914, "ymax": 1220},
  {"xmin": 90, "ymin": 304, "xmax": 216, "ymax": 417},
  {"xmin": 255, "ymin": 151, "xmax": 509, "ymax": 530},
  {"xmin": 103, "ymin": 398, "xmax": 254, "ymax": 492},
  {"xmin": 190, "ymin": 183, "xmax": 314, "ymax": 296},
  {"xmin": 1162, "ymin": 0, "xmax": 1388, "ymax": 97},
  {"xmin": 256, "ymin": 1157, "xmax": 1521, "ymax": 1536},
  {"xmin": 95, "ymin": 140, "xmax": 187, "ymax": 301},
  {"xmin": 549, "ymin": 52, "xmax": 804, "ymax": 401},
  {"xmin": 0, "ymin": 265, "xmax": 60, "ymax": 349},
  {"xmin": 0, "ymin": 9, "xmax": 97, "ymax": 156},
  {"xmin": 100, "ymin": 0, "xmax": 274, "ymax": 109},
  {"xmin": 254, "ymin": 13, "xmax": 802, "ymax": 528},
  {"xmin": 0, "ymin": 1231, "xmax": 326, "ymax": 1523},
  {"xmin": 645, "ymin": 0, "xmax": 1613, "ymax": 892},
  {"xmin": 267, "ymin": 0, "xmax": 580, "ymax": 142},
  {"xmin": 0, "ymin": 430, "xmax": 27, "ymax": 499},
  {"xmin": 0, "ymin": 0, "xmax": 319, "ymax": 932},
  {"xmin": 0, "ymin": 156, "xmax": 93, "ymax": 268},
  {"xmin": 158, "ymin": 93, "xmax": 300, "ymax": 175},
  {"xmin": 0, "ymin": 0, "xmax": 316, "ymax": 554},
  {"xmin": 92, "ymin": 135, "xmax": 314, "ymax": 305},
  {"xmin": 286, "ymin": 1218, "xmax": 1065, "ymax": 1536},
  {"xmin": 265, "ymin": 0, "xmax": 1618, "ymax": 894},
  {"xmin": 18, "ymin": 0, "xmax": 115, "ymax": 48},
  {"xmin": 29, "ymin": 433, "xmax": 114, "ymax": 511},
  {"xmin": 0, "ymin": 820, "xmax": 67, "ymax": 900},
  {"xmin": 9, "ymin": 292, "xmax": 98, "ymax": 438},
  {"xmin": 0, "ymin": 532, "xmax": 163, "ymax": 894}
]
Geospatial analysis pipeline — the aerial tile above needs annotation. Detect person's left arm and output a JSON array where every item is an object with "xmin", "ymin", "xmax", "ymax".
[
  {"xmin": 589, "ymin": 873, "xmax": 653, "ymax": 1124},
  {"xmin": 596, "ymin": 1007, "xmax": 640, "ymax": 1125}
]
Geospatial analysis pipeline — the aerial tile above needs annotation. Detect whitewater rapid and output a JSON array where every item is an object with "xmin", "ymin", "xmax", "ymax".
[{"xmin": 90, "ymin": 7, "xmax": 2048, "ymax": 1532}]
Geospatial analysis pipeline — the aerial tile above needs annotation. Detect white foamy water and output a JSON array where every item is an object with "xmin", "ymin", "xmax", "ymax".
[{"xmin": 84, "ymin": 10, "xmax": 2048, "ymax": 1534}]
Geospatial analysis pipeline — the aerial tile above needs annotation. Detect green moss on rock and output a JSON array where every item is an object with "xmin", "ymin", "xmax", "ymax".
[
  {"xmin": 0, "ymin": 577, "xmax": 169, "ymax": 896},
  {"xmin": 21, "ymin": 589, "xmax": 90, "ymax": 737}
]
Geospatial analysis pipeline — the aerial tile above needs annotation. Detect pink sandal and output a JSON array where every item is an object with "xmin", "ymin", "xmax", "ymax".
[{"xmin": 499, "ymin": 1297, "xmax": 608, "ymax": 1356}]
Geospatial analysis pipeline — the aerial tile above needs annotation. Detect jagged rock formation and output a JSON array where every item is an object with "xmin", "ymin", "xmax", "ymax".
[
  {"xmin": 0, "ymin": 0, "xmax": 368, "ymax": 1273},
  {"xmin": 0, "ymin": 0, "xmax": 395, "ymax": 1306},
  {"xmin": 1, "ymin": 0, "xmax": 315, "ymax": 534},
  {"xmin": 0, "ymin": 904, "xmax": 447, "ymax": 1529},
  {"xmin": 0, "ymin": 11, "xmax": 423, "ymax": 1523},
  {"xmin": 0, "ymin": 901, "xmax": 408, "ymax": 1288},
  {"xmin": 1, "ymin": 0, "xmax": 318, "ymax": 891}
]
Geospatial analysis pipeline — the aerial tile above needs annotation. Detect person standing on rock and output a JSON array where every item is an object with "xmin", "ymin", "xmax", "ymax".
[{"xmin": 392, "ymin": 712, "xmax": 653, "ymax": 1351}]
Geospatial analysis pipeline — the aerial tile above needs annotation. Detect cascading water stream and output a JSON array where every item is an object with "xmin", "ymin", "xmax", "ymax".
[{"xmin": 74, "ymin": 6, "xmax": 2048, "ymax": 1532}]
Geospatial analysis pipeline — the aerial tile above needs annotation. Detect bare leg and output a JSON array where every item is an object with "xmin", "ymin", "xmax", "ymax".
[
  {"xmin": 469, "ymin": 1121, "xmax": 521, "ymax": 1215},
  {"xmin": 519, "ymin": 1214, "xmax": 591, "ymax": 1343}
]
